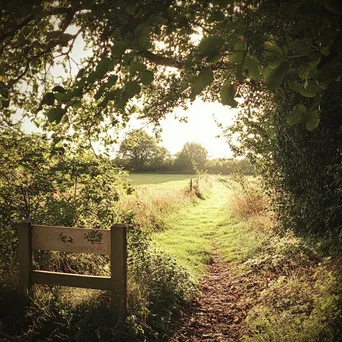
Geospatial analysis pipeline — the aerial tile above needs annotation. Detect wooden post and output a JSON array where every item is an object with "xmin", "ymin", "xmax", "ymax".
[
  {"xmin": 190, "ymin": 178, "xmax": 193, "ymax": 191},
  {"xmin": 17, "ymin": 221, "xmax": 32, "ymax": 296},
  {"xmin": 110, "ymin": 225, "xmax": 127, "ymax": 320}
]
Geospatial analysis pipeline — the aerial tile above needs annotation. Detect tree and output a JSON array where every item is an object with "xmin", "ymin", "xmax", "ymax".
[
  {"xmin": 174, "ymin": 142, "xmax": 208, "ymax": 173},
  {"xmin": 1, "ymin": 0, "xmax": 342, "ymax": 240},
  {"xmin": 1, "ymin": 0, "xmax": 341, "ymax": 139},
  {"xmin": 117, "ymin": 130, "xmax": 171, "ymax": 171}
]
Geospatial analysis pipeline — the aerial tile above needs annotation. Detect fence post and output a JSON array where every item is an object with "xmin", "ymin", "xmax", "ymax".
[
  {"xmin": 110, "ymin": 225, "xmax": 127, "ymax": 320},
  {"xmin": 190, "ymin": 178, "xmax": 193, "ymax": 191},
  {"xmin": 17, "ymin": 221, "xmax": 32, "ymax": 296}
]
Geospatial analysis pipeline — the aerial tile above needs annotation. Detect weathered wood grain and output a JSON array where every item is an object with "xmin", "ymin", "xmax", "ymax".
[
  {"xmin": 17, "ymin": 221, "xmax": 32, "ymax": 295},
  {"xmin": 32, "ymin": 270, "xmax": 111, "ymax": 290},
  {"xmin": 110, "ymin": 225, "xmax": 127, "ymax": 319},
  {"xmin": 31, "ymin": 225, "xmax": 111, "ymax": 254}
]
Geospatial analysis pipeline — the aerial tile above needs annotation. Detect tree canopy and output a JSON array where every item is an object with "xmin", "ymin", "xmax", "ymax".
[
  {"xmin": 174, "ymin": 142, "xmax": 208, "ymax": 173},
  {"xmin": 1, "ymin": 0, "xmax": 341, "ymax": 142},
  {"xmin": 117, "ymin": 129, "xmax": 171, "ymax": 171}
]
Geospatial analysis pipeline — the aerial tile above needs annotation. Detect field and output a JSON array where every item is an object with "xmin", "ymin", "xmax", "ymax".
[{"xmin": 129, "ymin": 173, "xmax": 196, "ymax": 189}]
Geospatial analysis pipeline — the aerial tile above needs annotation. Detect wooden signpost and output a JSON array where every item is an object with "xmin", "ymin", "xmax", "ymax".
[{"xmin": 17, "ymin": 221, "xmax": 127, "ymax": 320}]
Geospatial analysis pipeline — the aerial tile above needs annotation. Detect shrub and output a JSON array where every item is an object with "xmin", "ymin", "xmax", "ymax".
[
  {"xmin": 0, "ymin": 130, "xmax": 198, "ymax": 340},
  {"xmin": 226, "ymin": 86, "xmax": 342, "ymax": 247}
]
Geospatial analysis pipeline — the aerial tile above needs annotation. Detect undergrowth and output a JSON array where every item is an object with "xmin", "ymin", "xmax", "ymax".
[
  {"xmin": 0, "ymin": 176, "xmax": 210, "ymax": 341},
  {"xmin": 224, "ymin": 174, "xmax": 342, "ymax": 342}
]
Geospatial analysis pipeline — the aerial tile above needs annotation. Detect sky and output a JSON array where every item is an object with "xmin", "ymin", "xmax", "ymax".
[
  {"xmin": 128, "ymin": 100, "xmax": 238, "ymax": 158},
  {"xmin": 21, "ymin": 25, "xmax": 239, "ymax": 159}
]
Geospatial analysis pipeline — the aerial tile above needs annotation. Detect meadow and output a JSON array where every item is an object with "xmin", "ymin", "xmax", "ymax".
[{"xmin": 129, "ymin": 173, "xmax": 196, "ymax": 189}]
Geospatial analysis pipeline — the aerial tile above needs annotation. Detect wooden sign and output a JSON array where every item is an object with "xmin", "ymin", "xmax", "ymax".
[
  {"xmin": 32, "ymin": 225, "xmax": 111, "ymax": 255},
  {"xmin": 17, "ymin": 222, "xmax": 127, "ymax": 320}
]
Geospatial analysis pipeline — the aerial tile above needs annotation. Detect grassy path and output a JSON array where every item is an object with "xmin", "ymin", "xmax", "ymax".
[
  {"xmin": 153, "ymin": 181, "xmax": 264, "ymax": 280},
  {"xmin": 153, "ymin": 180, "xmax": 267, "ymax": 341}
]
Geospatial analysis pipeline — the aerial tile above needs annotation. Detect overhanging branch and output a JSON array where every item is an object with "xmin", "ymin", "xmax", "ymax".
[{"xmin": 140, "ymin": 50, "xmax": 237, "ymax": 71}]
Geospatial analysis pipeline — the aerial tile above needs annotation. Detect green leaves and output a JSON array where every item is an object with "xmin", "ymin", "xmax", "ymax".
[
  {"xmin": 287, "ymin": 104, "xmax": 306, "ymax": 125},
  {"xmin": 208, "ymin": 10, "xmax": 225, "ymax": 23},
  {"xmin": 140, "ymin": 70, "xmax": 154, "ymax": 85},
  {"xmin": 95, "ymin": 58, "xmax": 113, "ymax": 78},
  {"xmin": 244, "ymin": 56, "xmax": 261, "ymax": 81},
  {"xmin": 264, "ymin": 60, "xmax": 290, "ymax": 90},
  {"xmin": 46, "ymin": 106, "xmax": 66, "ymax": 124},
  {"xmin": 229, "ymin": 39, "xmax": 246, "ymax": 64},
  {"xmin": 123, "ymin": 81, "xmax": 141, "ymax": 99},
  {"xmin": 135, "ymin": 24, "xmax": 151, "ymax": 50},
  {"xmin": 263, "ymin": 41, "xmax": 283, "ymax": 59},
  {"xmin": 0, "ymin": 81, "xmax": 10, "ymax": 108},
  {"xmin": 220, "ymin": 83, "xmax": 237, "ymax": 107},
  {"xmin": 298, "ymin": 81, "xmax": 318, "ymax": 98},
  {"xmin": 129, "ymin": 61, "xmax": 153, "ymax": 85},
  {"xmin": 197, "ymin": 36, "xmax": 224, "ymax": 62},
  {"xmin": 42, "ymin": 92, "xmax": 55, "ymax": 106},
  {"xmin": 305, "ymin": 110, "xmax": 320, "ymax": 131},
  {"xmin": 287, "ymin": 104, "xmax": 320, "ymax": 131},
  {"xmin": 129, "ymin": 61, "xmax": 146, "ymax": 75},
  {"xmin": 52, "ymin": 86, "xmax": 65, "ymax": 93},
  {"xmin": 288, "ymin": 80, "xmax": 319, "ymax": 98},
  {"xmin": 94, "ymin": 75, "xmax": 118, "ymax": 101},
  {"xmin": 190, "ymin": 68, "xmax": 214, "ymax": 99}
]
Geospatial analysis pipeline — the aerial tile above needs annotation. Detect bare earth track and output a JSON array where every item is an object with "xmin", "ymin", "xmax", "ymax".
[{"xmin": 171, "ymin": 251, "xmax": 263, "ymax": 342}]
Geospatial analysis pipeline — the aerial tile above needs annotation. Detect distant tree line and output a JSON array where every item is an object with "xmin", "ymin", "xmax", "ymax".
[{"xmin": 115, "ymin": 130, "xmax": 253, "ymax": 175}]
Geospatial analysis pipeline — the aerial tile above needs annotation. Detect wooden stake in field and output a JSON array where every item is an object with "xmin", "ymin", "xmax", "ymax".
[{"xmin": 17, "ymin": 221, "xmax": 127, "ymax": 320}]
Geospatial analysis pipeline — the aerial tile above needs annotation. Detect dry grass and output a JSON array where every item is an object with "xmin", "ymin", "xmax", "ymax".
[
  {"xmin": 224, "ymin": 174, "xmax": 273, "ymax": 232},
  {"xmin": 119, "ymin": 175, "xmax": 212, "ymax": 231},
  {"xmin": 230, "ymin": 192, "xmax": 268, "ymax": 219},
  {"xmin": 220, "ymin": 175, "xmax": 342, "ymax": 342}
]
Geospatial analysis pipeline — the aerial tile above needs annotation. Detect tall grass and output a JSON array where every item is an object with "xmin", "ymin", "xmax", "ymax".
[{"xmin": 119, "ymin": 175, "xmax": 212, "ymax": 231}]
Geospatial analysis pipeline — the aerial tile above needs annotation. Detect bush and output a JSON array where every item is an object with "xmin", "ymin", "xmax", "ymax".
[
  {"xmin": 226, "ymin": 86, "xmax": 342, "ymax": 248},
  {"xmin": 0, "ymin": 227, "xmax": 198, "ymax": 341}
]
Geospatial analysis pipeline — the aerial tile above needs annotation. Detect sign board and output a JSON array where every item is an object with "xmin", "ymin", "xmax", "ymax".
[{"xmin": 32, "ymin": 225, "xmax": 111, "ymax": 255}]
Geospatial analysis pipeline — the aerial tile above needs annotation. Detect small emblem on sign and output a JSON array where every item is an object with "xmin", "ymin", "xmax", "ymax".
[
  {"xmin": 84, "ymin": 230, "xmax": 103, "ymax": 244},
  {"xmin": 58, "ymin": 232, "xmax": 74, "ymax": 243}
]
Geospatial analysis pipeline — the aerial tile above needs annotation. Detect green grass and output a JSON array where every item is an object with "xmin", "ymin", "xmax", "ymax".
[
  {"xmin": 152, "ymin": 181, "xmax": 266, "ymax": 280},
  {"xmin": 129, "ymin": 173, "xmax": 196, "ymax": 189}
]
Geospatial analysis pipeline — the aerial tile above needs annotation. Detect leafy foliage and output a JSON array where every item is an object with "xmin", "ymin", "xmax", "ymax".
[
  {"xmin": 116, "ymin": 130, "xmax": 172, "ymax": 172},
  {"xmin": 0, "ymin": 129, "xmax": 132, "ymax": 272},
  {"xmin": 226, "ymin": 84, "xmax": 342, "ymax": 243},
  {"xmin": 1, "ymin": 0, "xmax": 341, "ymax": 140},
  {"xmin": 174, "ymin": 142, "xmax": 208, "ymax": 173}
]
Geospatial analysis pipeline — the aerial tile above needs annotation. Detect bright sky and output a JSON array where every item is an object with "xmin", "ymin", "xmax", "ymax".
[
  {"xmin": 129, "ymin": 100, "xmax": 237, "ymax": 158},
  {"xmin": 20, "ymin": 25, "xmax": 238, "ymax": 159}
]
